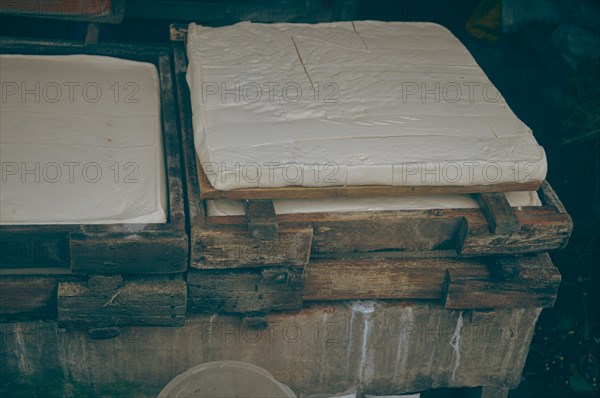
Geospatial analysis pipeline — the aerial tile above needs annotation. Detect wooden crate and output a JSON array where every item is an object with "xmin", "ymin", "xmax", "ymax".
[
  {"xmin": 172, "ymin": 46, "xmax": 572, "ymax": 269},
  {"xmin": 0, "ymin": 38, "xmax": 187, "ymax": 275}
]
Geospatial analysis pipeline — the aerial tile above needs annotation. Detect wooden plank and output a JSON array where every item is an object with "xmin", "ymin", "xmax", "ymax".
[
  {"xmin": 191, "ymin": 224, "xmax": 312, "ymax": 269},
  {"xmin": 198, "ymin": 161, "xmax": 541, "ymax": 200},
  {"xmin": 300, "ymin": 254, "xmax": 561, "ymax": 306},
  {"xmin": 243, "ymin": 199, "xmax": 278, "ymax": 240},
  {"xmin": 459, "ymin": 208, "xmax": 572, "ymax": 256},
  {"xmin": 173, "ymin": 45, "xmax": 206, "ymax": 228},
  {"xmin": 58, "ymin": 277, "xmax": 187, "ymax": 328},
  {"xmin": 443, "ymin": 253, "xmax": 560, "ymax": 309},
  {"xmin": 187, "ymin": 267, "xmax": 304, "ymax": 314},
  {"xmin": 157, "ymin": 52, "xmax": 188, "ymax": 232},
  {"xmin": 0, "ymin": 232, "xmax": 69, "ymax": 268},
  {"xmin": 476, "ymin": 193, "xmax": 521, "ymax": 234},
  {"xmin": 70, "ymin": 232, "xmax": 188, "ymax": 274},
  {"xmin": 304, "ymin": 257, "xmax": 477, "ymax": 301},
  {"xmin": 310, "ymin": 213, "xmax": 464, "ymax": 257},
  {"xmin": 0, "ymin": 273, "xmax": 84, "ymax": 320}
]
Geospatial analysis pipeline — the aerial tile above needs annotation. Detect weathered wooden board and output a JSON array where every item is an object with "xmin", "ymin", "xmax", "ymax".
[
  {"xmin": 0, "ymin": 270, "xmax": 83, "ymax": 320},
  {"xmin": 191, "ymin": 224, "xmax": 313, "ymax": 269},
  {"xmin": 305, "ymin": 253, "xmax": 559, "ymax": 308},
  {"xmin": 0, "ymin": 39, "xmax": 188, "ymax": 274},
  {"xmin": 304, "ymin": 257, "xmax": 472, "ymax": 301},
  {"xmin": 69, "ymin": 232, "xmax": 188, "ymax": 274},
  {"xmin": 243, "ymin": 199, "xmax": 278, "ymax": 240},
  {"xmin": 58, "ymin": 275, "xmax": 187, "ymax": 328},
  {"xmin": 0, "ymin": 232, "xmax": 70, "ymax": 269},
  {"xmin": 458, "ymin": 209, "xmax": 572, "ymax": 256},
  {"xmin": 187, "ymin": 267, "xmax": 304, "ymax": 314},
  {"xmin": 443, "ymin": 254, "xmax": 561, "ymax": 309},
  {"xmin": 476, "ymin": 192, "xmax": 521, "ymax": 234}
]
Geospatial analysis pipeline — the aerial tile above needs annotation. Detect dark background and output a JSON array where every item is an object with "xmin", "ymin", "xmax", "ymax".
[{"xmin": 1, "ymin": 1, "xmax": 598, "ymax": 397}]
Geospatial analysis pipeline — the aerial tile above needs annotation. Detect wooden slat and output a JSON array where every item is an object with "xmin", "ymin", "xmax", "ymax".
[
  {"xmin": 70, "ymin": 232, "xmax": 188, "ymax": 274},
  {"xmin": 187, "ymin": 267, "xmax": 304, "ymax": 314},
  {"xmin": 304, "ymin": 257, "xmax": 477, "ymax": 301},
  {"xmin": 476, "ymin": 193, "xmax": 521, "ymax": 234},
  {"xmin": 443, "ymin": 253, "xmax": 560, "ymax": 309},
  {"xmin": 198, "ymin": 159, "xmax": 541, "ymax": 200},
  {"xmin": 459, "ymin": 207, "xmax": 572, "ymax": 256},
  {"xmin": 243, "ymin": 200, "xmax": 278, "ymax": 240},
  {"xmin": 0, "ymin": 273, "xmax": 84, "ymax": 320},
  {"xmin": 173, "ymin": 45, "xmax": 206, "ymax": 228},
  {"xmin": 58, "ymin": 277, "xmax": 187, "ymax": 328},
  {"xmin": 191, "ymin": 224, "xmax": 312, "ymax": 269},
  {"xmin": 0, "ymin": 232, "xmax": 69, "ymax": 268}
]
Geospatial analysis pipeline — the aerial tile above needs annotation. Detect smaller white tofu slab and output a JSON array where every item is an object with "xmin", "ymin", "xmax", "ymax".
[
  {"xmin": 0, "ymin": 55, "xmax": 167, "ymax": 224},
  {"xmin": 187, "ymin": 21, "xmax": 547, "ymax": 191}
]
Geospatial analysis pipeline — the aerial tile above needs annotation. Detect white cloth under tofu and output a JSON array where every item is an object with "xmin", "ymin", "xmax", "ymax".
[
  {"xmin": 0, "ymin": 54, "xmax": 167, "ymax": 224},
  {"xmin": 187, "ymin": 21, "xmax": 547, "ymax": 191},
  {"xmin": 207, "ymin": 191, "xmax": 542, "ymax": 217}
]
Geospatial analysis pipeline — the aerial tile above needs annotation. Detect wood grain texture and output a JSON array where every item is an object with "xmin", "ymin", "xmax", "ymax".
[
  {"xmin": 70, "ymin": 232, "xmax": 187, "ymax": 274},
  {"xmin": 191, "ymin": 224, "xmax": 312, "ymax": 269},
  {"xmin": 0, "ymin": 273, "xmax": 83, "ymax": 320},
  {"xmin": 187, "ymin": 267, "xmax": 304, "ymax": 314},
  {"xmin": 476, "ymin": 193, "xmax": 521, "ymax": 234},
  {"xmin": 304, "ymin": 257, "xmax": 473, "ymax": 301},
  {"xmin": 304, "ymin": 254, "xmax": 559, "ymax": 306},
  {"xmin": 58, "ymin": 276, "xmax": 187, "ymax": 328},
  {"xmin": 443, "ymin": 253, "xmax": 560, "ymax": 309},
  {"xmin": 243, "ymin": 199, "xmax": 278, "ymax": 240},
  {"xmin": 459, "ymin": 207, "xmax": 572, "ymax": 256},
  {"xmin": 201, "ymin": 182, "xmax": 572, "ymax": 260}
]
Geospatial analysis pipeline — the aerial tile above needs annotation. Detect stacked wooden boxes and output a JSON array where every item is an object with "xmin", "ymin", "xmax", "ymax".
[
  {"xmin": 0, "ymin": 35, "xmax": 574, "ymax": 397},
  {"xmin": 0, "ymin": 39, "xmax": 188, "ymax": 330},
  {"xmin": 171, "ymin": 34, "xmax": 573, "ymax": 396},
  {"xmin": 173, "ymin": 39, "xmax": 571, "ymax": 316}
]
